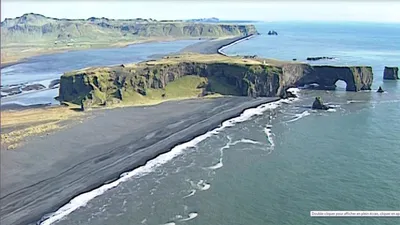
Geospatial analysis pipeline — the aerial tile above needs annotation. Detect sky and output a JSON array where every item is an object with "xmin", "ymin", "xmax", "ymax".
[{"xmin": 1, "ymin": 1, "xmax": 400, "ymax": 23}]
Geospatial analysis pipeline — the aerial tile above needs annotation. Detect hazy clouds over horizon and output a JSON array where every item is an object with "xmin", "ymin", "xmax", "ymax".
[{"xmin": 2, "ymin": 1, "xmax": 400, "ymax": 23}]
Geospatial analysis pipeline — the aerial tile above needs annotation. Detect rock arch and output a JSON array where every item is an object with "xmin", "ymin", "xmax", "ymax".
[{"xmin": 294, "ymin": 66, "xmax": 373, "ymax": 91}]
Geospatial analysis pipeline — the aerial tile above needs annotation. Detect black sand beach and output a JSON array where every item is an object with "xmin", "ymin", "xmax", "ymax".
[
  {"xmin": 180, "ymin": 35, "xmax": 255, "ymax": 55},
  {"xmin": 148, "ymin": 34, "xmax": 256, "ymax": 59},
  {"xmin": 0, "ymin": 97, "xmax": 279, "ymax": 225}
]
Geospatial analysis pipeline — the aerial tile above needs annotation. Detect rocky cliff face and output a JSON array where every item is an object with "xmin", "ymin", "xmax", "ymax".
[
  {"xmin": 1, "ymin": 13, "xmax": 257, "ymax": 44},
  {"xmin": 58, "ymin": 55, "xmax": 373, "ymax": 107},
  {"xmin": 293, "ymin": 66, "xmax": 373, "ymax": 91},
  {"xmin": 383, "ymin": 66, "xmax": 399, "ymax": 80}
]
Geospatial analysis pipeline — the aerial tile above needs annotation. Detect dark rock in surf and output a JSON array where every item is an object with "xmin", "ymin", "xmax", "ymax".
[
  {"xmin": 377, "ymin": 86, "xmax": 384, "ymax": 93},
  {"xmin": 267, "ymin": 30, "xmax": 278, "ymax": 35},
  {"xmin": 312, "ymin": 96, "xmax": 330, "ymax": 110},
  {"xmin": 49, "ymin": 79, "xmax": 60, "ymax": 89},
  {"xmin": 80, "ymin": 100, "xmax": 85, "ymax": 111},
  {"xmin": 1, "ymin": 86, "xmax": 22, "ymax": 96},
  {"xmin": 383, "ymin": 66, "xmax": 399, "ymax": 80},
  {"xmin": 280, "ymin": 89, "xmax": 297, "ymax": 99},
  {"xmin": 21, "ymin": 84, "xmax": 46, "ymax": 92}
]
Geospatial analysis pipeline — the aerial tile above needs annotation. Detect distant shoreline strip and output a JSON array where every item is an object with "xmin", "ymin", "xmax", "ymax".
[{"xmin": 217, "ymin": 34, "xmax": 257, "ymax": 56}]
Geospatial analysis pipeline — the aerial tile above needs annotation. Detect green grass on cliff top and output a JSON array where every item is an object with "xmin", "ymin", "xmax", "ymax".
[{"xmin": 63, "ymin": 53, "xmax": 300, "ymax": 76}]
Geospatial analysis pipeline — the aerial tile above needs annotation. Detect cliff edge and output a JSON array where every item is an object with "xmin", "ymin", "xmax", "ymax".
[
  {"xmin": 383, "ymin": 66, "xmax": 399, "ymax": 80},
  {"xmin": 1, "ymin": 13, "xmax": 258, "ymax": 45},
  {"xmin": 58, "ymin": 54, "xmax": 373, "ymax": 107}
]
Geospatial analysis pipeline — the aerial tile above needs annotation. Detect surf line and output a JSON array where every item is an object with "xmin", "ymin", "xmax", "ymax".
[{"xmin": 38, "ymin": 99, "xmax": 286, "ymax": 225}]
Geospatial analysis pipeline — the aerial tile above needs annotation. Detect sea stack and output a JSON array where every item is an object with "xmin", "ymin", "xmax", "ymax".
[
  {"xmin": 383, "ymin": 66, "xmax": 399, "ymax": 80},
  {"xmin": 312, "ymin": 97, "xmax": 329, "ymax": 110},
  {"xmin": 377, "ymin": 86, "xmax": 384, "ymax": 93},
  {"xmin": 267, "ymin": 30, "xmax": 278, "ymax": 35}
]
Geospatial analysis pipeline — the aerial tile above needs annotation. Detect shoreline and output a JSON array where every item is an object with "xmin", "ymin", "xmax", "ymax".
[
  {"xmin": 0, "ymin": 35, "xmax": 256, "ymax": 110},
  {"xmin": 217, "ymin": 34, "xmax": 257, "ymax": 56},
  {"xmin": 0, "ymin": 97, "xmax": 280, "ymax": 225},
  {"xmin": 0, "ymin": 33, "xmax": 262, "ymax": 225},
  {"xmin": 0, "ymin": 37, "xmax": 198, "ymax": 69},
  {"xmin": 0, "ymin": 35, "xmax": 243, "ymax": 69}
]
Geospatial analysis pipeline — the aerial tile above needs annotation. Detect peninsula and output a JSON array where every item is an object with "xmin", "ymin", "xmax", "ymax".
[
  {"xmin": 0, "ymin": 14, "xmax": 375, "ymax": 225},
  {"xmin": 58, "ymin": 53, "xmax": 373, "ymax": 109}
]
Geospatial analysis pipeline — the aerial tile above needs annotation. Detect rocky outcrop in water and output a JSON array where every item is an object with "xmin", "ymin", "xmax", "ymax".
[
  {"xmin": 21, "ymin": 84, "xmax": 46, "ymax": 92},
  {"xmin": 267, "ymin": 30, "xmax": 278, "ymax": 35},
  {"xmin": 383, "ymin": 66, "xmax": 399, "ymax": 80},
  {"xmin": 312, "ymin": 97, "xmax": 330, "ymax": 110},
  {"xmin": 377, "ymin": 86, "xmax": 384, "ymax": 93},
  {"xmin": 1, "ymin": 83, "xmax": 46, "ymax": 97},
  {"xmin": 48, "ymin": 79, "xmax": 60, "ymax": 89},
  {"xmin": 58, "ymin": 54, "xmax": 374, "ymax": 107},
  {"xmin": 292, "ymin": 65, "xmax": 373, "ymax": 92}
]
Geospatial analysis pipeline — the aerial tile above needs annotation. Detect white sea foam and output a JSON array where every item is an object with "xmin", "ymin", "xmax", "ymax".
[
  {"xmin": 179, "ymin": 213, "xmax": 198, "ymax": 222},
  {"xmin": 200, "ymin": 183, "xmax": 211, "ymax": 191},
  {"xmin": 286, "ymin": 111, "xmax": 311, "ymax": 123},
  {"xmin": 327, "ymin": 108, "xmax": 337, "ymax": 112},
  {"xmin": 206, "ymin": 138, "xmax": 262, "ymax": 170},
  {"xmin": 163, "ymin": 222, "xmax": 176, "ymax": 225},
  {"xmin": 264, "ymin": 126, "xmax": 275, "ymax": 149},
  {"xmin": 39, "ymin": 99, "xmax": 286, "ymax": 225},
  {"xmin": 207, "ymin": 161, "xmax": 223, "ymax": 170},
  {"xmin": 190, "ymin": 180, "xmax": 211, "ymax": 191},
  {"xmin": 182, "ymin": 190, "xmax": 196, "ymax": 199},
  {"xmin": 287, "ymin": 87, "xmax": 301, "ymax": 96}
]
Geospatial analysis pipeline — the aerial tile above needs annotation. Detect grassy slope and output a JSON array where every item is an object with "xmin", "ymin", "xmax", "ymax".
[
  {"xmin": 1, "ymin": 106, "xmax": 83, "ymax": 150},
  {"xmin": 0, "ymin": 75, "xmax": 225, "ymax": 150}
]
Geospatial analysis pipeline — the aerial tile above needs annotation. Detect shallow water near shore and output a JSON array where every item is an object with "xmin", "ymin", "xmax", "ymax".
[{"xmin": 34, "ymin": 22, "xmax": 400, "ymax": 225}]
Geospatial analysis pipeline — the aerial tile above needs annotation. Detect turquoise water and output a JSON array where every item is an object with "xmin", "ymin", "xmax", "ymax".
[{"xmin": 41, "ymin": 22, "xmax": 399, "ymax": 225}]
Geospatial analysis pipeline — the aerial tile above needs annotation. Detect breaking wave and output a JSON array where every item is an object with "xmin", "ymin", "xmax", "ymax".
[{"xmin": 39, "ymin": 95, "xmax": 297, "ymax": 225}]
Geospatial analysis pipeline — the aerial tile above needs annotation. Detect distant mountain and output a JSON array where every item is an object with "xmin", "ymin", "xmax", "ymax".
[
  {"xmin": 186, "ymin": 17, "xmax": 220, "ymax": 23},
  {"xmin": 1, "ymin": 13, "xmax": 258, "ymax": 45}
]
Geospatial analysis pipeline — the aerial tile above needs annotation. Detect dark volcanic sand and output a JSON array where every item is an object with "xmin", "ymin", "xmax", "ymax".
[
  {"xmin": 0, "ymin": 96, "xmax": 279, "ymax": 225},
  {"xmin": 179, "ymin": 36, "xmax": 247, "ymax": 54},
  {"xmin": 148, "ymin": 35, "xmax": 251, "ymax": 59}
]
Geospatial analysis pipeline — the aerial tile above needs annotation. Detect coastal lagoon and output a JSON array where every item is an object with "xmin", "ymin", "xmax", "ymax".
[
  {"xmin": 6, "ymin": 22, "xmax": 400, "ymax": 225},
  {"xmin": 0, "ymin": 40, "xmax": 201, "ymax": 106}
]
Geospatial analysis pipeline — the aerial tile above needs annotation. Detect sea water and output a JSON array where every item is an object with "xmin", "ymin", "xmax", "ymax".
[{"xmin": 36, "ymin": 22, "xmax": 400, "ymax": 225}]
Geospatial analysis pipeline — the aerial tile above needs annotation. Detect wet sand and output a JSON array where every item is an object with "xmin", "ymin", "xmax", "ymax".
[{"xmin": 0, "ymin": 96, "xmax": 279, "ymax": 225}]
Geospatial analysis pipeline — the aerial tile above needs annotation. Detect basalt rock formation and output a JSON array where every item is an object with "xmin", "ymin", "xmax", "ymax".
[
  {"xmin": 293, "ymin": 65, "xmax": 373, "ymax": 91},
  {"xmin": 383, "ymin": 66, "xmax": 399, "ymax": 80},
  {"xmin": 267, "ymin": 30, "xmax": 278, "ymax": 35},
  {"xmin": 58, "ymin": 54, "xmax": 373, "ymax": 107},
  {"xmin": 312, "ymin": 97, "xmax": 330, "ymax": 110}
]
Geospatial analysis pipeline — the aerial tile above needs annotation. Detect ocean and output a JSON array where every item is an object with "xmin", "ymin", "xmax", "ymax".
[{"xmin": 19, "ymin": 22, "xmax": 400, "ymax": 225}]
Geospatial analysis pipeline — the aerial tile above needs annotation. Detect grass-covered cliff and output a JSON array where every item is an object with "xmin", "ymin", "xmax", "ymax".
[
  {"xmin": 1, "ymin": 13, "xmax": 257, "ymax": 45},
  {"xmin": 58, "ymin": 53, "xmax": 373, "ymax": 108}
]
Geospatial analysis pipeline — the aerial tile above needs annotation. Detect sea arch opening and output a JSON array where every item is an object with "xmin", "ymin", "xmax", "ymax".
[{"xmin": 334, "ymin": 80, "xmax": 347, "ymax": 91}]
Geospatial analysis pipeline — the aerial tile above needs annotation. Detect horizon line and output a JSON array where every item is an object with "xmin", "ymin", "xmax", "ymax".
[{"xmin": 2, "ymin": 13, "xmax": 400, "ymax": 24}]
